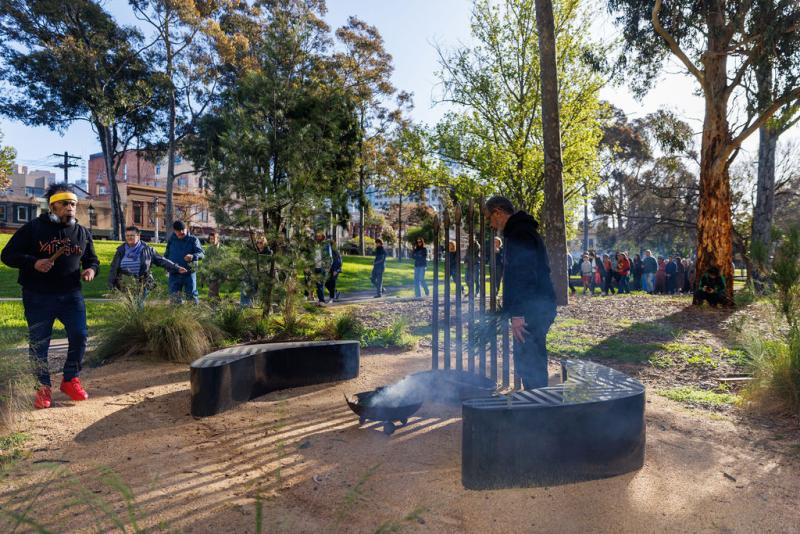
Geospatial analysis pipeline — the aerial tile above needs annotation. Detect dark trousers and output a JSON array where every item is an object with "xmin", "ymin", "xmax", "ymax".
[
  {"xmin": 372, "ymin": 268, "xmax": 384, "ymax": 296},
  {"xmin": 694, "ymin": 289, "xmax": 723, "ymax": 307},
  {"xmin": 168, "ymin": 272, "xmax": 199, "ymax": 304},
  {"xmin": 22, "ymin": 289, "xmax": 87, "ymax": 387},
  {"xmin": 513, "ymin": 312, "xmax": 556, "ymax": 389},
  {"xmin": 325, "ymin": 271, "xmax": 339, "ymax": 300},
  {"xmin": 314, "ymin": 268, "xmax": 326, "ymax": 302}
]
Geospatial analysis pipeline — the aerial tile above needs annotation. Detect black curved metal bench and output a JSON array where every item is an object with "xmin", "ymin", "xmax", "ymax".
[
  {"xmin": 190, "ymin": 340, "xmax": 360, "ymax": 417},
  {"xmin": 462, "ymin": 360, "xmax": 645, "ymax": 489}
]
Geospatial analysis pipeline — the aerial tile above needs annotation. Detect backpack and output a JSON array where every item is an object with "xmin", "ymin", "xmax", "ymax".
[{"xmin": 331, "ymin": 248, "xmax": 342, "ymax": 272}]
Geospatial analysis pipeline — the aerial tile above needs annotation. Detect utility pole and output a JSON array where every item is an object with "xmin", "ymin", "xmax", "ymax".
[
  {"xmin": 53, "ymin": 152, "xmax": 81, "ymax": 183},
  {"xmin": 583, "ymin": 184, "xmax": 589, "ymax": 252}
]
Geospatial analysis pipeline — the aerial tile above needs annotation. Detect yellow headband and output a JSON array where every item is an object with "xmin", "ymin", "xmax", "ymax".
[{"xmin": 49, "ymin": 192, "xmax": 78, "ymax": 205}]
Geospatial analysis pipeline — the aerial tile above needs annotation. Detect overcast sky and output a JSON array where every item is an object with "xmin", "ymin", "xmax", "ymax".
[{"xmin": 1, "ymin": 0, "xmax": 793, "ymax": 180}]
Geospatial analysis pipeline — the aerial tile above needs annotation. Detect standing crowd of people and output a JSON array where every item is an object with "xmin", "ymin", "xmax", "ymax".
[{"xmin": 572, "ymin": 249, "xmax": 701, "ymax": 297}]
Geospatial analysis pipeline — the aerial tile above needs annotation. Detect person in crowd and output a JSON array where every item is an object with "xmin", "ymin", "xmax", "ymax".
[
  {"xmin": 642, "ymin": 250, "xmax": 658, "ymax": 294},
  {"xmin": 371, "ymin": 238, "xmax": 387, "ymax": 297},
  {"xmin": 693, "ymin": 265, "xmax": 729, "ymax": 307},
  {"xmin": 674, "ymin": 255, "xmax": 685, "ymax": 294},
  {"xmin": 616, "ymin": 252, "xmax": 631, "ymax": 294},
  {"xmin": 687, "ymin": 258, "xmax": 697, "ymax": 293},
  {"xmin": 681, "ymin": 258, "xmax": 692, "ymax": 293},
  {"xmin": 493, "ymin": 236, "xmax": 505, "ymax": 285},
  {"xmin": 165, "ymin": 221, "xmax": 204, "ymax": 304},
  {"xmin": 312, "ymin": 230, "xmax": 333, "ymax": 304},
  {"xmin": 204, "ymin": 230, "xmax": 225, "ymax": 301},
  {"xmin": 465, "ymin": 237, "xmax": 481, "ymax": 296},
  {"xmin": 1, "ymin": 183, "xmax": 98, "ymax": 409},
  {"xmin": 485, "ymin": 195, "xmax": 556, "ymax": 389},
  {"xmin": 590, "ymin": 251, "xmax": 605, "ymax": 296},
  {"xmin": 655, "ymin": 256, "xmax": 667, "ymax": 294},
  {"xmin": 108, "ymin": 226, "xmax": 186, "ymax": 305},
  {"xmin": 447, "ymin": 240, "xmax": 459, "ymax": 289},
  {"xmin": 567, "ymin": 252, "xmax": 577, "ymax": 295},
  {"xmin": 632, "ymin": 253, "xmax": 644, "ymax": 291},
  {"xmin": 665, "ymin": 255, "xmax": 678, "ymax": 294},
  {"xmin": 580, "ymin": 252, "xmax": 593, "ymax": 295},
  {"xmin": 602, "ymin": 253, "xmax": 615, "ymax": 296},
  {"xmin": 326, "ymin": 239, "xmax": 343, "ymax": 302},
  {"xmin": 411, "ymin": 237, "xmax": 430, "ymax": 298}
]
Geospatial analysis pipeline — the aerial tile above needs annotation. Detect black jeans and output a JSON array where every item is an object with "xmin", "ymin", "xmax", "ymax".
[
  {"xmin": 326, "ymin": 270, "xmax": 339, "ymax": 299},
  {"xmin": 513, "ymin": 311, "xmax": 556, "ymax": 389},
  {"xmin": 22, "ymin": 289, "xmax": 88, "ymax": 387},
  {"xmin": 372, "ymin": 268, "xmax": 384, "ymax": 296},
  {"xmin": 314, "ymin": 268, "xmax": 326, "ymax": 302}
]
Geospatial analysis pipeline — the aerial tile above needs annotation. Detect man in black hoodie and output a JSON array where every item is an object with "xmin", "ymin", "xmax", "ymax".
[
  {"xmin": 485, "ymin": 196, "xmax": 557, "ymax": 389},
  {"xmin": 1, "ymin": 183, "xmax": 99, "ymax": 409}
]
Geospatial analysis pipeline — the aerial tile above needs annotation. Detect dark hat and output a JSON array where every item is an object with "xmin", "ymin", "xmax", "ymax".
[{"xmin": 173, "ymin": 220, "xmax": 186, "ymax": 231}]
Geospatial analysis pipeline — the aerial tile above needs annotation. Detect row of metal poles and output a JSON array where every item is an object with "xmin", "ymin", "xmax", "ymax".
[{"xmin": 430, "ymin": 199, "xmax": 520, "ymax": 389}]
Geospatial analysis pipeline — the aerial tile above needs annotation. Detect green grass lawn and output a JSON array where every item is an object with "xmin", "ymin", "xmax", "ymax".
[{"xmin": 0, "ymin": 301, "xmax": 116, "ymax": 346}]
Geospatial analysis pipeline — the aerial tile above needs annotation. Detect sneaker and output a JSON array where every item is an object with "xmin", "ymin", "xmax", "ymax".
[
  {"xmin": 60, "ymin": 377, "xmax": 88, "ymax": 401},
  {"xmin": 34, "ymin": 386, "xmax": 52, "ymax": 409}
]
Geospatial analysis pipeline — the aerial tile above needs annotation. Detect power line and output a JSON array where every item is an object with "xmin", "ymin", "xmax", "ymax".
[{"xmin": 52, "ymin": 151, "xmax": 81, "ymax": 183}]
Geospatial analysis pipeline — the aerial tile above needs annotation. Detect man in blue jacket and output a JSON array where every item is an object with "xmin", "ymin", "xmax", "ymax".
[
  {"xmin": 164, "ymin": 221, "xmax": 204, "ymax": 304},
  {"xmin": 485, "ymin": 195, "xmax": 556, "ymax": 389}
]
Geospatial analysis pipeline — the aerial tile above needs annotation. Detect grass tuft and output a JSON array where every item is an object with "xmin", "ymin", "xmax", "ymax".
[{"xmin": 658, "ymin": 386, "xmax": 738, "ymax": 407}]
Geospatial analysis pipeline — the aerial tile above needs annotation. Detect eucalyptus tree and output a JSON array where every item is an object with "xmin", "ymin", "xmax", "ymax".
[
  {"xmin": 0, "ymin": 0, "xmax": 163, "ymax": 239},
  {"xmin": 607, "ymin": 0, "xmax": 800, "ymax": 302},
  {"xmin": 334, "ymin": 16, "xmax": 411, "ymax": 255},
  {"xmin": 435, "ymin": 0, "xmax": 605, "ymax": 223}
]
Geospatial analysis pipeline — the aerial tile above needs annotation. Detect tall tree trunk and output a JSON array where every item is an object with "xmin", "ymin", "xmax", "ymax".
[
  {"xmin": 164, "ymin": 15, "xmax": 177, "ymax": 241},
  {"xmin": 535, "ymin": 0, "xmax": 568, "ymax": 306},
  {"xmin": 751, "ymin": 123, "xmax": 778, "ymax": 270},
  {"xmin": 358, "ymin": 165, "xmax": 366, "ymax": 255},
  {"xmin": 397, "ymin": 193, "xmax": 403, "ymax": 261},
  {"xmin": 97, "ymin": 123, "xmax": 124, "ymax": 240},
  {"xmin": 582, "ymin": 185, "xmax": 589, "ymax": 252},
  {"xmin": 695, "ymin": 38, "xmax": 734, "ymax": 304}
]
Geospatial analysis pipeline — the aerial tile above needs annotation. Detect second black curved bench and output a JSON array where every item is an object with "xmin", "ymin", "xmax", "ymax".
[
  {"xmin": 462, "ymin": 359, "xmax": 645, "ymax": 489},
  {"xmin": 190, "ymin": 340, "xmax": 360, "ymax": 417}
]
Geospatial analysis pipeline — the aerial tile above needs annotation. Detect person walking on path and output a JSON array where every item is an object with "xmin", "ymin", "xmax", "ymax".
[
  {"xmin": 642, "ymin": 250, "xmax": 658, "ymax": 293},
  {"xmin": 108, "ymin": 226, "xmax": 186, "ymax": 305},
  {"xmin": 447, "ymin": 240, "xmax": 459, "ymax": 290},
  {"xmin": 164, "ymin": 221, "xmax": 204, "ymax": 304},
  {"xmin": 602, "ymin": 254, "xmax": 616, "ymax": 296},
  {"xmin": 411, "ymin": 237, "xmax": 430, "ymax": 298},
  {"xmin": 589, "ymin": 251, "xmax": 605, "ymax": 296},
  {"xmin": 580, "ymin": 253, "xmax": 593, "ymax": 294},
  {"xmin": 655, "ymin": 257, "xmax": 667, "ymax": 294},
  {"xmin": 0, "ymin": 183, "xmax": 98, "ymax": 409},
  {"xmin": 616, "ymin": 252, "xmax": 631, "ymax": 294},
  {"xmin": 485, "ymin": 196, "xmax": 556, "ymax": 389},
  {"xmin": 326, "ymin": 240, "xmax": 342, "ymax": 302},
  {"xmin": 312, "ymin": 230, "xmax": 333, "ymax": 303},
  {"xmin": 371, "ymin": 238, "xmax": 387, "ymax": 297}
]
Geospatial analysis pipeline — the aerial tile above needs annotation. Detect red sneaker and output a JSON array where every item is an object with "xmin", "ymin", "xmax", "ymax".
[
  {"xmin": 60, "ymin": 377, "xmax": 89, "ymax": 401},
  {"xmin": 34, "ymin": 386, "xmax": 52, "ymax": 409}
]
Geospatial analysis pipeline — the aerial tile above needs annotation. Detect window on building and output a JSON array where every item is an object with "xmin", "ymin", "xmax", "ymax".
[
  {"xmin": 0, "ymin": 205, "xmax": 6, "ymax": 220},
  {"xmin": 198, "ymin": 209, "xmax": 209, "ymax": 222},
  {"xmin": 17, "ymin": 206, "xmax": 28, "ymax": 221},
  {"xmin": 89, "ymin": 209, "xmax": 97, "ymax": 228},
  {"xmin": 99, "ymin": 186, "xmax": 107, "ymax": 194},
  {"xmin": 133, "ymin": 202, "xmax": 143, "ymax": 225},
  {"xmin": 155, "ymin": 164, "xmax": 161, "ymax": 175},
  {"xmin": 175, "ymin": 155, "xmax": 183, "ymax": 164},
  {"xmin": 178, "ymin": 177, "xmax": 188, "ymax": 188},
  {"xmin": 123, "ymin": 163, "xmax": 128, "ymax": 181}
]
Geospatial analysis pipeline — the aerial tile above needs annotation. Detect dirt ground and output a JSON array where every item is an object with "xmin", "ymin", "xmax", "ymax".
[{"xmin": 2, "ymin": 337, "xmax": 800, "ymax": 533}]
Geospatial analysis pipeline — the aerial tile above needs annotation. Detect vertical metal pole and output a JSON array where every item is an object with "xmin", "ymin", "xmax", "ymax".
[
  {"xmin": 455, "ymin": 205, "xmax": 463, "ymax": 372},
  {"xmin": 443, "ymin": 208, "xmax": 451, "ymax": 371},
  {"xmin": 467, "ymin": 200, "xmax": 475, "ymax": 374},
  {"xmin": 432, "ymin": 215, "xmax": 440, "ymax": 370},
  {"xmin": 502, "ymin": 318, "xmax": 511, "ymax": 389},
  {"xmin": 478, "ymin": 199, "xmax": 487, "ymax": 377},
  {"xmin": 513, "ymin": 338, "xmax": 521, "ymax": 389},
  {"xmin": 490, "ymin": 228, "xmax": 498, "ymax": 384}
]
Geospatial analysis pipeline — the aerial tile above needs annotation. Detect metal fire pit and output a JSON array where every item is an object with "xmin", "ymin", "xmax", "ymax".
[{"xmin": 346, "ymin": 388, "xmax": 423, "ymax": 435}]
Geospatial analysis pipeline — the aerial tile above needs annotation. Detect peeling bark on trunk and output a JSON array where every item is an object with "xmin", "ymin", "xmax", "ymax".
[
  {"xmin": 695, "ymin": 33, "xmax": 734, "ymax": 304},
  {"xmin": 751, "ymin": 124, "xmax": 778, "ymax": 258}
]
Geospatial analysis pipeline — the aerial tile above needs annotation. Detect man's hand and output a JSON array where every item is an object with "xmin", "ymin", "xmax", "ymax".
[
  {"xmin": 34, "ymin": 258, "xmax": 54, "ymax": 273},
  {"xmin": 511, "ymin": 316, "xmax": 530, "ymax": 343},
  {"xmin": 81, "ymin": 268, "xmax": 95, "ymax": 282},
  {"xmin": 183, "ymin": 254, "xmax": 194, "ymax": 262},
  {"xmin": 177, "ymin": 267, "xmax": 188, "ymax": 274}
]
